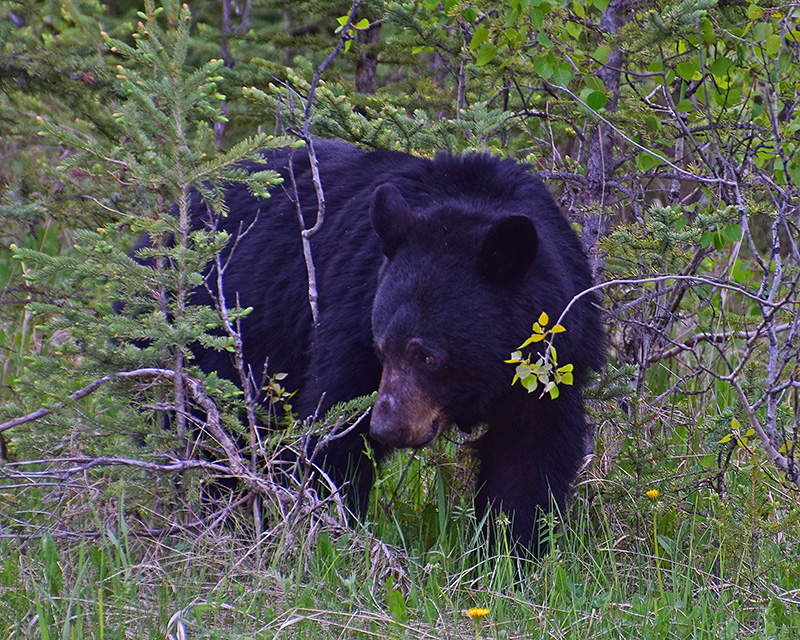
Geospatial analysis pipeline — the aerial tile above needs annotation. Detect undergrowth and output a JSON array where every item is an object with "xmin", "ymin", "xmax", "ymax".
[{"xmin": 2, "ymin": 416, "xmax": 799, "ymax": 639}]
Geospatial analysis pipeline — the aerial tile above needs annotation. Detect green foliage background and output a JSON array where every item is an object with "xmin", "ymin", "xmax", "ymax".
[{"xmin": 1, "ymin": 0, "xmax": 800, "ymax": 637}]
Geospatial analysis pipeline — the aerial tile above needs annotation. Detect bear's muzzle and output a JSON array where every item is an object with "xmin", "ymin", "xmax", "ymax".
[{"xmin": 369, "ymin": 367, "xmax": 446, "ymax": 448}]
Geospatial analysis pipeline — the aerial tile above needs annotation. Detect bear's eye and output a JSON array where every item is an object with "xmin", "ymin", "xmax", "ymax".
[{"xmin": 406, "ymin": 338, "xmax": 441, "ymax": 370}]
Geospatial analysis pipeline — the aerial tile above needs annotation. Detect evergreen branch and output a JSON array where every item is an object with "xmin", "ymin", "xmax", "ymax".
[
  {"xmin": 0, "ymin": 369, "xmax": 172, "ymax": 434},
  {"xmin": 192, "ymin": 134, "xmax": 288, "ymax": 185}
]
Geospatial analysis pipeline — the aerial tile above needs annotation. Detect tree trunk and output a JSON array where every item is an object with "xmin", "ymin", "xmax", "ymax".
[
  {"xmin": 582, "ymin": 0, "xmax": 628, "ymax": 279},
  {"xmin": 355, "ymin": 22, "xmax": 381, "ymax": 94}
]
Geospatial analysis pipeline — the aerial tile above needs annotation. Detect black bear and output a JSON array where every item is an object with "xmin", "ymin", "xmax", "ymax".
[{"xmin": 189, "ymin": 139, "xmax": 604, "ymax": 553}]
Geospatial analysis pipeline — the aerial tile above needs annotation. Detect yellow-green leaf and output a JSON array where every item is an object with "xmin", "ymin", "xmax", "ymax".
[
  {"xmin": 519, "ymin": 335, "xmax": 537, "ymax": 348},
  {"xmin": 538, "ymin": 311, "xmax": 549, "ymax": 326}
]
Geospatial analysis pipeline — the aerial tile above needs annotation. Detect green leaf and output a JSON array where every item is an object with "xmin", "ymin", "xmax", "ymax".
[
  {"xmin": 41, "ymin": 534, "xmax": 63, "ymax": 596},
  {"xmin": 724, "ymin": 224, "xmax": 742, "ymax": 242},
  {"xmin": 585, "ymin": 91, "xmax": 608, "ymax": 110},
  {"xmin": 386, "ymin": 587, "xmax": 407, "ymax": 622},
  {"xmin": 537, "ymin": 31, "xmax": 553, "ymax": 48},
  {"xmin": 534, "ymin": 56, "xmax": 554, "ymax": 80},
  {"xmin": 637, "ymin": 150, "xmax": 666, "ymax": 172},
  {"xmin": 554, "ymin": 64, "xmax": 574, "ymax": 86},
  {"xmin": 675, "ymin": 60, "xmax": 699, "ymax": 82},
  {"xmin": 747, "ymin": 4, "xmax": 763, "ymax": 19},
  {"xmin": 714, "ymin": 88, "xmax": 741, "ymax": 109},
  {"xmin": 594, "ymin": 45, "xmax": 611, "ymax": 65},
  {"xmin": 566, "ymin": 21, "xmax": 582, "ymax": 40},
  {"xmin": 791, "ymin": 164, "xmax": 800, "ymax": 187},
  {"xmin": 505, "ymin": 7, "xmax": 521, "ymax": 27},
  {"xmin": 656, "ymin": 534, "xmax": 674, "ymax": 554},
  {"xmin": 711, "ymin": 57, "xmax": 733, "ymax": 78},
  {"xmin": 731, "ymin": 259, "xmax": 754, "ymax": 284},
  {"xmin": 475, "ymin": 43, "xmax": 497, "ymax": 66},
  {"xmin": 470, "ymin": 27, "xmax": 490, "ymax": 51},
  {"xmin": 753, "ymin": 22, "xmax": 772, "ymax": 42},
  {"xmin": 766, "ymin": 33, "xmax": 782, "ymax": 56},
  {"xmin": 700, "ymin": 17, "xmax": 715, "ymax": 43}
]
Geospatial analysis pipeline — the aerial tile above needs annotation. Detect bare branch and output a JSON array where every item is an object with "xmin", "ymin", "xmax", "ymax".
[{"xmin": 646, "ymin": 324, "xmax": 793, "ymax": 365}]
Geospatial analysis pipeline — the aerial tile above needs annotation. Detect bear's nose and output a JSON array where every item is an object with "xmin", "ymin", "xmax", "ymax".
[{"xmin": 369, "ymin": 393, "xmax": 405, "ymax": 446}]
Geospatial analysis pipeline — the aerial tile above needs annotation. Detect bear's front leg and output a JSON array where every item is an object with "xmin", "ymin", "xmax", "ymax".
[
  {"xmin": 475, "ymin": 387, "xmax": 590, "ymax": 556},
  {"xmin": 297, "ymin": 323, "xmax": 386, "ymax": 515}
]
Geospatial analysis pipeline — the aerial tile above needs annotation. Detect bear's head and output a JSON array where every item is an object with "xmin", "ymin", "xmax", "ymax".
[{"xmin": 368, "ymin": 183, "xmax": 539, "ymax": 449}]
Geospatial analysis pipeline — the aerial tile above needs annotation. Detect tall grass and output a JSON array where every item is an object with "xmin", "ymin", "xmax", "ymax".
[{"xmin": 2, "ymin": 431, "xmax": 799, "ymax": 639}]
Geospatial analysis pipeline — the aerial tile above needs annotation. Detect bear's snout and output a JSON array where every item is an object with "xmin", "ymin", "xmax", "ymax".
[{"xmin": 370, "ymin": 368, "xmax": 444, "ymax": 448}]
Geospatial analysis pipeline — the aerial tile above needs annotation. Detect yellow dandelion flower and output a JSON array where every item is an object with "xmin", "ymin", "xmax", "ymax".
[
  {"xmin": 464, "ymin": 607, "xmax": 490, "ymax": 620},
  {"xmin": 646, "ymin": 489, "xmax": 659, "ymax": 501}
]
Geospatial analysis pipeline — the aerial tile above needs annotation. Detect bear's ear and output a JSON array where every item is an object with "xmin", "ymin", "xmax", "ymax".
[
  {"xmin": 477, "ymin": 215, "xmax": 539, "ymax": 284},
  {"xmin": 370, "ymin": 184, "xmax": 416, "ymax": 258}
]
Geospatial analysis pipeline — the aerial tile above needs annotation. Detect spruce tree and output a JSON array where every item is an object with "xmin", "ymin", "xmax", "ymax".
[{"xmin": 3, "ymin": 1, "xmax": 287, "ymax": 526}]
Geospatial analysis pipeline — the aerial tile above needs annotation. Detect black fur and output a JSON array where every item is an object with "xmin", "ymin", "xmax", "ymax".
[{"xmin": 187, "ymin": 140, "xmax": 604, "ymax": 553}]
